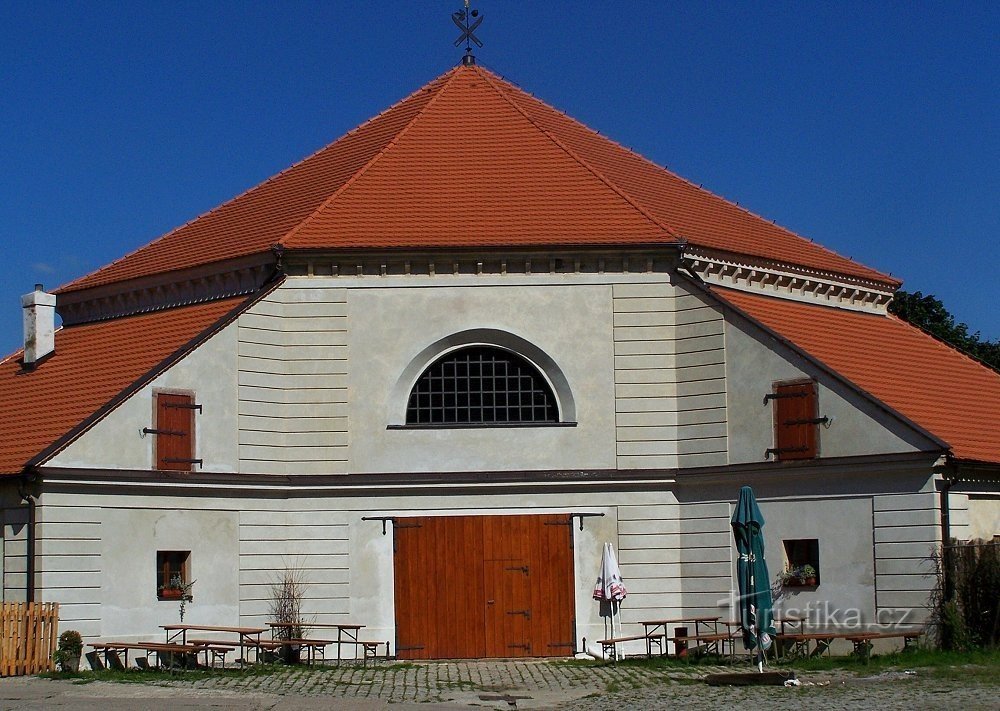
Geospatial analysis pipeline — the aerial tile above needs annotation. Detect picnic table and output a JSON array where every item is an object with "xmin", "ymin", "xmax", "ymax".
[
  {"xmin": 268, "ymin": 622, "xmax": 389, "ymax": 664},
  {"xmin": 772, "ymin": 616, "xmax": 922, "ymax": 659},
  {"xmin": 639, "ymin": 616, "xmax": 726, "ymax": 656},
  {"xmin": 163, "ymin": 624, "xmax": 266, "ymax": 666},
  {"xmin": 844, "ymin": 629, "xmax": 923, "ymax": 660}
]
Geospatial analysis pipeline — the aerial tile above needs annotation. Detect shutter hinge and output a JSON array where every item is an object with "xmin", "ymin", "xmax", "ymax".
[
  {"xmin": 165, "ymin": 402, "xmax": 203, "ymax": 412},
  {"xmin": 142, "ymin": 428, "xmax": 186, "ymax": 436},
  {"xmin": 162, "ymin": 458, "xmax": 203, "ymax": 466},
  {"xmin": 763, "ymin": 391, "xmax": 808, "ymax": 404},
  {"xmin": 765, "ymin": 447, "xmax": 808, "ymax": 459},
  {"xmin": 782, "ymin": 416, "xmax": 829, "ymax": 426}
]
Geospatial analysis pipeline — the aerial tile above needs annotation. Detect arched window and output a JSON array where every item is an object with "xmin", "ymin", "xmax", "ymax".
[{"xmin": 405, "ymin": 346, "xmax": 559, "ymax": 425}]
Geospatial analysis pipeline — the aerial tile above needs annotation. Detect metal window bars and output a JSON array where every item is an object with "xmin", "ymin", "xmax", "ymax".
[{"xmin": 406, "ymin": 347, "xmax": 557, "ymax": 425}]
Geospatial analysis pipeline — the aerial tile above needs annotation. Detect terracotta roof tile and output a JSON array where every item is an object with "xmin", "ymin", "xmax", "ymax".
[
  {"xmin": 714, "ymin": 288, "xmax": 1000, "ymax": 464},
  {"xmin": 58, "ymin": 73, "xmax": 454, "ymax": 293},
  {"xmin": 59, "ymin": 64, "xmax": 893, "ymax": 295},
  {"xmin": 0, "ymin": 297, "xmax": 248, "ymax": 475}
]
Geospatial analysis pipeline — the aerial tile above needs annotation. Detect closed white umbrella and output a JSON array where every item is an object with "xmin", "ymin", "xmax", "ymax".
[{"xmin": 593, "ymin": 542, "xmax": 627, "ymax": 654}]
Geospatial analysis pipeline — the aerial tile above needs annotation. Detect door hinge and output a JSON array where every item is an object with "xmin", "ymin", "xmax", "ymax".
[{"xmin": 507, "ymin": 609, "xmax": 531, "ymax": 619}]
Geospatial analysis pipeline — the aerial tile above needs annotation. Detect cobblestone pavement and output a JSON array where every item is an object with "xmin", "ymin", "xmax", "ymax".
[{"xmin": 0, "ymin": 660, "xmax": 997, "ymax": 710}]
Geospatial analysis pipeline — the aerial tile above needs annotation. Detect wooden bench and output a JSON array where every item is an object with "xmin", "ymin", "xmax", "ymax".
[
  {"xmin": 774, "ymin": 631, "xmax": 843, "ymax": 659},
  {"xmin": 596, "ymin": 633, "xmax": 665, "ymax": 661},
  {"xmin": 356, "ymin": 640, "xmax": 390, "ymax": 665},
  {"xmin": 183, "ymin": 639, "xmax": 241, "ymax": 667},
  {"xmin": 255, "ymin": 638, "xmax": 336, "ymax": 665},
  {"xmin": 89, "ymin": 641, "xmax": 206, "ymax": 670},
  {"xmin": 668, "ymin": 631, "xmax": 738, "ymax": 658},
  {"xmin": 267, "ymin": 622, "xmax": 388, "ymax": 664},
  {"xmin": 844, "ymin": 630, "xmax": 922, "ymax": 660}
]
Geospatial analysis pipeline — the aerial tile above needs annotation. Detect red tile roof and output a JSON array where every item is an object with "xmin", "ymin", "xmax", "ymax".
[
  {"xmin": 714, "ymin": 288, "xmax": 1000, "ymax": 464},
  {"xmin": 0, "ymin": 297, "xmax": 248, "ymax": 475},
  {"xmin": 60, "ymin": 64, "xmax": 894, "ymax": 294}
]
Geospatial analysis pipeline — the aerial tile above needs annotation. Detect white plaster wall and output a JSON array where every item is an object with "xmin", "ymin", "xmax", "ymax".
[
  {"xmin": 0, "ymin": 496, "xmax": 28, "ymax": 602},
  {"xmin": 99, "ymin": 508, "xmax": 240, "ymax": 639},
  {"xmin": 346, "ymin": 281, "xmax": 617, "ymax": 473},
  {"xmin": 762, "ymin": 497, "xmax": 876, "ymax": 624},
  {"xmin": 724, "ymin": 319, "xmax": 936, "ymax": 464},
  {"xmin": 967, "ymin": 495, "xmax": 1000, "ymax": 540},
  {"xmin": 47, "ymin": 324, "xmax": 240, "ymax": 473}
]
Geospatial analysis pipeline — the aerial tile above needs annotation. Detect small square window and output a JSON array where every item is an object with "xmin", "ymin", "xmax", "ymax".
[
  {"xmin": 782, "ymin": 539, "xmax": 820, "ymax": 586},
  {"xmin": 157, "ymin": 550, "xmax": 191, "ymax": 600}
]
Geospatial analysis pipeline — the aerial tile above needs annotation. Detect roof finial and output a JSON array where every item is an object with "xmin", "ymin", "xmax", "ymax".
[{"xmin": 452, "ymin": 0, "xmax": 483, "ymax": 66}]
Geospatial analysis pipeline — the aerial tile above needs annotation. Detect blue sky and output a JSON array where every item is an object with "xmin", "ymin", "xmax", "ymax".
[{"xmin": 1, "ymin": 1, "xmax": 997, "ymax": 355}]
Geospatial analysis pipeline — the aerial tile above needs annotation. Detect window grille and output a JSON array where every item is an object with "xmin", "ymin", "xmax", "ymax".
[{"xmin": 406, "ymin": 346, "xmax": 558, "ymax": 425}]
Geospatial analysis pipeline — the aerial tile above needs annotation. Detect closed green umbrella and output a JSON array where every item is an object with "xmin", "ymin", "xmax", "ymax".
[{"xmin": 731, "ymin": 485, "xmax": 776, "ymax": 672}]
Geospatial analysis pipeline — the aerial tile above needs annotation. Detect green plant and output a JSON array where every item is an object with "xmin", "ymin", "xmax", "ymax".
[
  {"xmin": 53, "ymin": 630, "xmax": 83, "ymax": 670},
  {"xmin": 779, "ymin": 566, "xmax": 805, "ymax": 585},
  {"xmin": 799, "ymin": 564, "xmax": 817, "ymax": 579},
  {"xmin": 161, "ymin": 574, "xmax": 196, "ymax": 621},
  {"xmin": 929, "ymin": 539, "xmax": 1000, "ymax": 650}
]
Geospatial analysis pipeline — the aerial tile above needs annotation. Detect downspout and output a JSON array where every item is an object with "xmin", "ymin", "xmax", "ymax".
[
  {"xmin": 939, "ymin": 469, "xmax": 956, "ymax": 603},
  {"xmin": 16, "ymin": 470, "xmax": 38, "ymax": 604}
]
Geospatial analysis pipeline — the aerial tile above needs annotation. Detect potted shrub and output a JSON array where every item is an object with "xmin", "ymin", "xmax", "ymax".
[{"xmin": 54, "ymin": 630, "xmax": 83, "ymax": 673}]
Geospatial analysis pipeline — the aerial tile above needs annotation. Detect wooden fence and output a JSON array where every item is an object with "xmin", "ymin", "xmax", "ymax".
[{"xmin": 0, "ymin": 602, "xmax": 59, "ymax": 676}]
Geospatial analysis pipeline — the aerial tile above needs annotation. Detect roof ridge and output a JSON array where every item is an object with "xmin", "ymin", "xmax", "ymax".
[
  {"xmin": 474, "ymin": 66, "xmax": 681, "ymax": 241},
  {"xmin": 280, "ymin": 66, "xmax": 465, "ymax": 247},
  {"xmin": 481, "ymin": 67, "xmax": 895, "ymax": 286},
  {"xmin": 57, "ymin": 67, "xmax": 461, "ymax": 295}
]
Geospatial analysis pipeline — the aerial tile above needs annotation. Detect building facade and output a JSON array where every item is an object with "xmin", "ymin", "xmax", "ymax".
[{"xmin": 2, "ymin": 63, "xmax": 998, "ymax": 659}]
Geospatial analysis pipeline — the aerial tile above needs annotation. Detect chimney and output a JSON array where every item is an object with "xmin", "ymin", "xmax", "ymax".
[{"xmin": 22, "ymin": 284, "xmax": 56, "ymax": 367}]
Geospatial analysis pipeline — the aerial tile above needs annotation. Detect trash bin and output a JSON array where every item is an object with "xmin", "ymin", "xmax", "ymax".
[{"xmin": 674, "ymin": 626, "xmax": 688, "ymax": 657}]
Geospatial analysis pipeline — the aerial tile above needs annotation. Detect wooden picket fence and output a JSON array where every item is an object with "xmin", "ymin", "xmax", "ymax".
[{"xmin": 0, "ymin": 602, "xmax": 59, "ymax": 676}]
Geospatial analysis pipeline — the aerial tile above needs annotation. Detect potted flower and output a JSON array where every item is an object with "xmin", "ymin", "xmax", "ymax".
[
  {"xmin": 779, "ymin": 566, "xmax": 803, "ymax": 587},
  {"xmin": 798, "ymin": 565, "xmax": 817, "ymax": 586},
  {"xmin": 159, "ymin": 585, "xmax": 184, "ymax": 600},
  {"xmin": 53, "ymin": 630, "xmax": 83, "ymax": 673}
]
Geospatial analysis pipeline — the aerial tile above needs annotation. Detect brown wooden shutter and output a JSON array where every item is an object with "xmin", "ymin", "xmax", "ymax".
[
  {"xmin": 773, "ymin": 381, "xmax": 818, "ymax": 460},
  {"xmin": 155, "ymin": 393, "xmax": 196, "ymax": 470}
]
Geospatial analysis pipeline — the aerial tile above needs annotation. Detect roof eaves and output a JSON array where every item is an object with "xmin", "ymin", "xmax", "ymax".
[
  {"xmin": 699, "ymin": 282, "xmax": 953, "ymax": 453},
  {"xmin": 24, "ymin": 280, "xmax": 283, "ymax": 472},
  {"xmin": 475, "ymin": 66, "xmax": 680, "ymax": 241}
]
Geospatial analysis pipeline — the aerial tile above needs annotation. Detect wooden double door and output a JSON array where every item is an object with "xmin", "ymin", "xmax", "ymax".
[{"xmin": 393, "ymin": 514, "xmax": 576, "ymax": 659}]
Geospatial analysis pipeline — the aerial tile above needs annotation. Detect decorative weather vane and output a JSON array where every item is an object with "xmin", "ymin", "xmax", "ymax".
[{"xmin": 452, "ymin": 0, "xmax": 483, "ymax": 65}]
